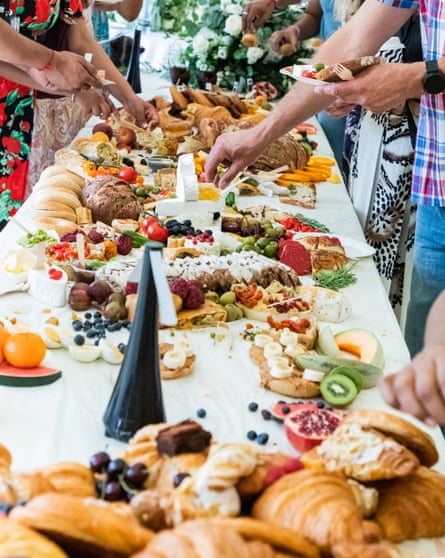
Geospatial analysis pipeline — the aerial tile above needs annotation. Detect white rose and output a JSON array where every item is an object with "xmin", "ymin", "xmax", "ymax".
[
  {"xmin": 247, "ymin": 46, "xmax": 265, "ymax": 64},
  {"xmin": 226, "ymin": 3, "xmax": 243, "ymax": 15},
  {"xmin": 193, "ymin": 34, "xmax": 210, "ymax": 55},
  {"xmin": 224, "ymin": 14, "xmax": 242, "ymax": 36}
]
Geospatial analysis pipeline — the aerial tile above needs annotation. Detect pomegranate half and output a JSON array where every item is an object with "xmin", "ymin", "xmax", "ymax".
[{"xmin": 284, "ymin": 404, "xmax": 342, "ymax": 454}]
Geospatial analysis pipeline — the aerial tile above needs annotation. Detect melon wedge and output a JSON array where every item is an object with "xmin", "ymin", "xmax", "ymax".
[{"xmin": 334, "ymin": 328, "xmax": 384, "ymax": 369}]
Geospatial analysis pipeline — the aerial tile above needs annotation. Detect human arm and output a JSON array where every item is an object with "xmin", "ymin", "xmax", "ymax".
[
  {"xmin": 269, "ymin": 0, "xmax": 323, "ymax": 53},
  {"xmin": 242, "ymin": 0, "xmax": 298, "ymax": 33},
  {"xmin": 66, "ymin": 18, "xmax": 158, "ymax": 128},
  {"xmin": 206, "ymin": 0, "xmax": 413, "ymax": 187},
  {"xmin": 379, "ymin": 291, "xmax": 445, "ymax": 426},
  {"xmin": 0, "ymin": 19, "xmax": 101, "ymax": 91}
]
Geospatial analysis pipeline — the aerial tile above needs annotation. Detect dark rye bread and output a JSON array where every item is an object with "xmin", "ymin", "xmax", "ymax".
[
  {"xmin": 80, "ymin": 175, "xmax": 143, "ymax": 225},
  {"xmin": 315, "ymin": 56, "xmax": 382, "ymax": 82}
]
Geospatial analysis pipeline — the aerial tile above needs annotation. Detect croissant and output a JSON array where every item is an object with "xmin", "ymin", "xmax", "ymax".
[
  {"xmin": 331, "ymin": 541, "xmax": 405, "ymax": 558},
  {"xmin": 301, "ymin": 422, "xmax": 420, "ymax": 481},
  {"xmin": 252, "ymin": 469, "xmax": 381, "ymax": 555},
  {"xmin": 342, "ymin": 409, "xmax": 438, "ymax": 467},
  {"xmin": 0, "ymin": 518, "xmax": 68, "ymax": 558},
  {"xmin": 373, "ymin": 466, "xmax": 445, "ymax": 542},
  {"xmin": 130, "ymin": 518, "xmax": 320, "ymax": 558},
  {"xmin": 0, "ymin": 471, "xmax": 54, "ymax": 505},
  {"xmin": 36, "ymin": 461, "xmax": 96, "ymax": 497},
  {"xmin": 9, "ymin": 493, "xmax": 154, "ymax": 558}
]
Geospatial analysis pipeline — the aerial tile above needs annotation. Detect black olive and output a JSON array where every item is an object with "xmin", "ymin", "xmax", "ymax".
[{"xmin": 122, "ymin": 157, "xmax": 135, "ymax": 167}]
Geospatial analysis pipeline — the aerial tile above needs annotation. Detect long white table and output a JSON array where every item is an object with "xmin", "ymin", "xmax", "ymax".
[{"xmin": 0, "ymin": 115, "xmax": 444, "ymax": 556}]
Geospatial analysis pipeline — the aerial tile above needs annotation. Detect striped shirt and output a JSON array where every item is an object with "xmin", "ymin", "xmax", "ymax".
[{"xmin": 380, "ymin": 0, "xmax": 445, "ymax": 205}]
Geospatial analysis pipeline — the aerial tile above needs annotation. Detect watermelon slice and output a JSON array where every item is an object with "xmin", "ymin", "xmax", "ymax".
[{"xmin": 0, "ymin": 363, "xmax": 62, "ymax": 387}]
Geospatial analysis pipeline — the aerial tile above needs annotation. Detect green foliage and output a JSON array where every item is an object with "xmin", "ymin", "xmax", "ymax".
[{"xmin": 155, "ymin": 0, "xmax": 313, "ymax": 96}]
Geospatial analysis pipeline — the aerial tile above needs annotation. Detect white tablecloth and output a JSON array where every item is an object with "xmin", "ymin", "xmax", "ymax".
[{"xmin": 0, "ymin": 115, "xmax": 444, "ymax": 556}]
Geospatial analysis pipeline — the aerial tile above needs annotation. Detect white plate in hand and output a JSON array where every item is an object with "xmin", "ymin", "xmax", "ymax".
[
  {"xmin": 280, "ymin": 64, "xmax": 325, "ymax": 85},
  {"xmin": 292, "ymin": 232, "xmax": 375, "ymax": 258}
]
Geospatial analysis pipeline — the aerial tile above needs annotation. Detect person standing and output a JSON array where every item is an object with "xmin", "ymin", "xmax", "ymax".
[{"xmin": 205, "ymin": 0, "xmax": 441, "ymax": 358}]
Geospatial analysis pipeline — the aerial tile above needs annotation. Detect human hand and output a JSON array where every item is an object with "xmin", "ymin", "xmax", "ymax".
[
  {"xmin": 325, "ymin": 99, "xmax": 356, "ymax": 118},
  {"xmin": 379, "ymin": 344, "xmax": 445, "ymax": 427},
  {"xmin": 75, "ymin": 88, "xmax": 118, "ymax": 119},
  {"xmin": 123, "ymin": 96, "xmax": 159, "ymax": 129},
  {"xmin": 29, "ymin": 50, "xmax": 101, "ymax": 92},
  {"xmin": 269, "ymin": 25, "xmax": 299, "ymax": 55},
  {"xmin": 313, "ymin": 62, "xmax": 423, "ymax": 114},
  {"xmin": 205, "ymin": 128, "xmax": 266, "ymax": 188},
  {"xmin": 242, "ymin": 0, "xmax": 274, "ymax": 33}
]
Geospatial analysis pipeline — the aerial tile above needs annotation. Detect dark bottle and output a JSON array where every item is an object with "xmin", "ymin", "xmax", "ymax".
[
  {"xmin": 103, "ymin": 243, "xmax": 177, "ymax": 442},
  {"xmin": 126, "ymin": 28, "xmax": 142, "ymax": 94}
]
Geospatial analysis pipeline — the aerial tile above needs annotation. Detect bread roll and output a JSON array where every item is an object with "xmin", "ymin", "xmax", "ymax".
[
  {"xmin": 33, "ymin": 176, "xmax": 83, "ymax": 196},
  {"xmin": 30, "ymin": 192, "xmax": 81, "ymax": 211},
  {"xmin": 28, "ymin": 208, "xmax": 78, "ymax": 223},
  {"xmin": 40, "ymin": 165, "xmax": 85, "ymax": 187},
  {"xmin": 31, "ymin": 217, "xmax": 79, "ymax": 236}
]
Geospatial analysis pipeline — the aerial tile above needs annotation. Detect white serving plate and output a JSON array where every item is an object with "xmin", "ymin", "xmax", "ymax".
[{"xmin": 292, "ymin": 232, "xmax": 375, "ymax": 259}]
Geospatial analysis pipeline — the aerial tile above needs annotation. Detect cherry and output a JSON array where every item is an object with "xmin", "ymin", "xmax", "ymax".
[
  {"xmin": 106, "ymin": 458, "xmax": 127, "ymax": 481},
  {"xmin": 104, "ymin": 481, "xmax": 126, "ymax": 501},
  {"xmin": 89, "ymin": 451, "xmax": 111, "ymax": 474},
  {"xmin": 124, "ymin": 463, "xmax": 149, "ymax": 488}
]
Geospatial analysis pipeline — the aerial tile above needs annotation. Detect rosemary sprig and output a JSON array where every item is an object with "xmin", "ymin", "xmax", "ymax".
[
  {"xmin": 313, "ymin": 262, "xmax": 358, "ymax": 291},
  {"xmin": 293, "ymin": 213, "xmax": 330, "ymax": 233}
]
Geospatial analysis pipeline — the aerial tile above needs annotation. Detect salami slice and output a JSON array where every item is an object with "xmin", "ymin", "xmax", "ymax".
[{"xmin": 278, "ymin": 240, "xmax": 312, "ymax": 275}]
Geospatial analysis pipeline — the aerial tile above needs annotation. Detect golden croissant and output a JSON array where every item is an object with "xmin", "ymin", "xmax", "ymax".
[
  {"xmin": 373, "ymin": 466, "xmax": 445, "ymax": 542},
  {"xmin": 252, "ymin": 469, "xmax": 381, "ymax": 555},
  {"xmin": 130, "ymin": 518, "xmax": 320, "ymax": 558},
  {"xmin": 0, "ymin": 518, "xmax": 68, "ymax": 558}
]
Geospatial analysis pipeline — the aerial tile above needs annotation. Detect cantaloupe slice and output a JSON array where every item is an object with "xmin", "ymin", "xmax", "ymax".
[{"xmin": 334, "ymin": 329, "xmax": 384, "ymax": 369}]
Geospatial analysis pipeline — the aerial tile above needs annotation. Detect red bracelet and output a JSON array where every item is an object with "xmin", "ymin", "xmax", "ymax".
[{"xmin": 37, "ymin": 50, "xmax": 55, "ymax": 72}]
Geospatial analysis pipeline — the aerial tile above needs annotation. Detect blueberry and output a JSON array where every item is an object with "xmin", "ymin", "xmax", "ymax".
[
  {"xmin": 86, "ymin": 328, "xmax": 98, "ymax": 338},
  {"xmin": 95, "ymin": 322, "xmax": 105, "ymax": 330},
  {"xmin": 117, "ymin": 343, "xmax": 126, "ymax": 354},
  {"xmin": 196, "ymin": 408, "xmax": 207, "ymax": 418},
  {"xmin": 317, "ymin": 400, "xmax": 326, "ymax": 409},
  {"xmin": 94, "ymin": 339, "xmax": 100, "ymax": 346},
  {"xmin": 94, "ymin": 311, "xmax": 102, "ymax": 319},
  {"xmin": 183, "ymin": 219, "xmax": 192, "ymax": 227},
  {"xmin": 246, "ymin": 430, "xmax": 257, "ymax": 441},
  {"xmin": 261, "ymin": 409, "xmax": 272, "ymax": 421},
  {"xmin": 73, "ymin": 334, "xmax": 85, "ymax": 346},
  {"xmin": 173, "ymin": 472, "xmax": 191, "ymax": 488},
  {"xmin": 84, "ymin": 312, "xmax": 92, "ymax": 320},
  {"xmin": 83, "ymin": 320, "xmax": 92, "ymax": 329},
  {"xmin": 325, "ymin": 405, "xmax": 333, "ymax": 411},
  {"xmin": 248, "ymin": 402, "xmax": 258, "ymax": 412},
  {"xmin": 256, "ymin": 433, "xmax": 269, "ymax": 445},
  {"xmin": 72, "ymin": 319, "xmax": 83, "ymax": 331}
]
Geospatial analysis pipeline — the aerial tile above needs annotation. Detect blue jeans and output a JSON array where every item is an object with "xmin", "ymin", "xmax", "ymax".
[
  {"xmin": 405, "ymin": 204, "xmax": 445, "ymax": 356},
  {"xmin": 316, "ymin": 110, "xmax": 346, "ymax": 168}
]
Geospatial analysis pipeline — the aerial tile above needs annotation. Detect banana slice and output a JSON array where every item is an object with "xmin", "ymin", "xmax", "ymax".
[
  {"xmin": 269, "ymin": 358, "xmax": 294, "ymax": 379},
  {"xmin": 163, "ymin": 349, "xmax": 187, "ymax": 370},
  {"xmin": 284, "ymin": 343, "xmax": 307, "ymax": 359},
  {"xmin": 263, "ymin": 341, "xmax": 283, "ymax": 360},
  {"xmin": 302, "ymin": 368, "xmax": 326, "ymax": 382},
  {"xmin": 174, "ymin": 341, "xmax": 194, "ymax": 357},
  {"xmin": 279, "ymin": 330, "xmax": 300, "ymax": 347},
  {"xmin": 254, "ymin": 333, "xmax": 273, "ymax": 348}
]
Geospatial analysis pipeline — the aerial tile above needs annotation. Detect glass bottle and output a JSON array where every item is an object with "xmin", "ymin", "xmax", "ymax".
[{"xmin": 103, "ymin": 243, "xmax": 177, "ymax": 442}]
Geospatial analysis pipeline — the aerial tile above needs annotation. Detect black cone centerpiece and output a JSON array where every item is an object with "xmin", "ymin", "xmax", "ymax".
[{"xmin": 103, "ymin": 242, "xmax": 177, "ymax": 442}]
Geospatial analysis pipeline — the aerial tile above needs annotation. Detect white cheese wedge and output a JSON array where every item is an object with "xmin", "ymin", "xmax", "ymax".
[{"xmin": 28, "ymin": 266, "xmax": 67, "ymax": 307}]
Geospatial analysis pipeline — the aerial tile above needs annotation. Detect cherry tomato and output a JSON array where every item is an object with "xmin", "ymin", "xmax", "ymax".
[
  {"xmin": 141, "ymin": 216, "xmax": 157, "ymax": 236},
  {"xmin": 118, "ymin": 166, "xmax": 138, "ymax": 183},
  {"xmin": 301, "ymin": 69, "xmax": 316, "ymax": 79},
  {"xmin": 146, "ymin": 222, "xmax": 169, "ymax": 243}
]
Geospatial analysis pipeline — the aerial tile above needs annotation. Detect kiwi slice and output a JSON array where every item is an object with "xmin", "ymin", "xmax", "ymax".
[
  {"xmin": 328, "ymin": 365, "xmax": 364, "ymax": 391},
  {"xmin": 320, "ymin": 374, "xmax": 358, "ymax": 408}
]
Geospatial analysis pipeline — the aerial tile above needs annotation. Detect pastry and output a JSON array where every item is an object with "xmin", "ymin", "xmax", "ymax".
[
  {"xmin": 0, "ymin": 471, "xmax": 53, "ymax": 506},
  {"xmin": 315, "ymin": 56, "xmax": 382, "ymax": 82},
  {"xmin": 373, "ymin": 466, "xmax": 445, "ymax": 542},
  {"xmin": 252, "ymin": 469, "xmax": 381, "ymax": 555},
  {"xmin": 249, "ymin": 343, "xmax": 321, "ymax": 399},
  {"xmin": 342, "ymin": 409, "xmax": 439, "ymax": 467},
  {"xmin": 0, "ymin": 443, "xmax": 12, "ymax": 475},
  {"xmin": 130, "ymin": 518, "xmax": 320, "ymax": 558},
  {"xmin": 159, "ymin": 342, "xmax": 196, "ymax": 380},
  {"xmin": 156, "ymin": 420, "xmax": 212, "ymax": 457},
  {"xmin": 9, "ymin": 493, "xmax": 154, "ymax": 558},
  {"xmin": 36, "ymin": 461, "xmax": 96, "ymax": 497},
  {"xmin": 0, "ymin": 518, "xmax": 68, "ymax": 558},
  {"xmin": 300, "ymin": 422, "xmax": 420, "ymax": 481},
  {"xmin": 331, "ymin": 541, "xmax": 404, "ymax": 558},
  {"xmin": 171, "ymin": 300, "xmax": 227, "ymax": 329}
]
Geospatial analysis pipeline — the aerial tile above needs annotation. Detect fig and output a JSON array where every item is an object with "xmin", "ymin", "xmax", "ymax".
[
  {"xmin": 116, "ymin": 126, "xmax": 137, "ymax": 148},
  {"xmin": 68, "ymin": 284, "xmax": 92, "ymax": 311},
  {"xmin": 108, "ymin": 292, "xmax": 127, "ymax": 305},
  {"xmin": 284, "ymin": 404, "xmax": 342, "ymax": 453},
  {"xmin": 87, "ymin": 280, "xmax": 113, "ymax": 304},
  {"xmin": 92, "ymin": 122, "xmax": 113, "ymax": 140},
  {"xmin": 103, "ymin": 301, "xmax": 127, "ymax": 322}
]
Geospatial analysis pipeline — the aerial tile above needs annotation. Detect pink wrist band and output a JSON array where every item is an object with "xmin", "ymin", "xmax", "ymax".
[{"xmin": 37, "ymin": 50, "xmax": 55, "ymax": 72}]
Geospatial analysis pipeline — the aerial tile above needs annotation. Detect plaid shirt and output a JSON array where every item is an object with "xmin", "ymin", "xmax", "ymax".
[{"xmin": 380, "ymin": 0, "xmax": 445, "ymax": 205}]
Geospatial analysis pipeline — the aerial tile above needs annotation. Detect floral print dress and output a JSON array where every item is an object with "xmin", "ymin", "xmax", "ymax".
[{"xmin": 0, "ymin": 0, "xmax": 83, "ymax": 231}]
